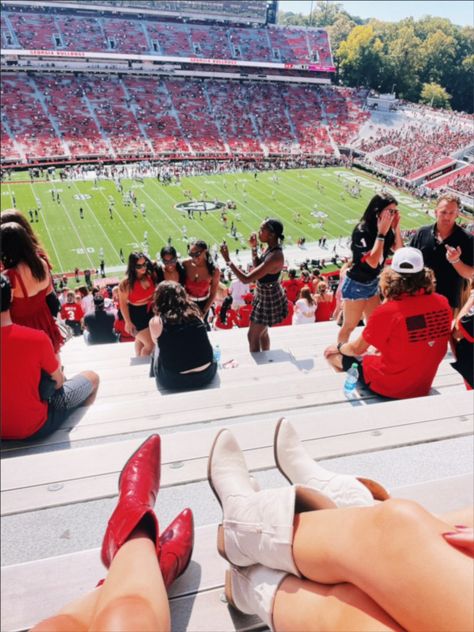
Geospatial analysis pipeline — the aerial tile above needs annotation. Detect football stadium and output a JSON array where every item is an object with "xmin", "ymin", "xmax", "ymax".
[{"xmin": 1, "ymin": 1, "xmax": 473, "ymax": 630}]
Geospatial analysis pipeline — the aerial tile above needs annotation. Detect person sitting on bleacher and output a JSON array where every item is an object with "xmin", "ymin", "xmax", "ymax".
[
  {"xmin": 60, "ymin": 290, "xmax": 84, "ymax": 336},
  {"xmin": 207, "ymin": 423, "xmax": 473, "ymax": 632},
  {"xmin": 281, "ymin": 268, "xmax": 302, "ymax": 304},
  {"xmin": 31, "ymin": 435, "xmax": 194, "ymax": 632},
  {"xmin": 236, "ymin": 292, "xmax": 254, "ymax": 328},
  {"xmin": 324, "ymin": 247, "xmax": 452, "ymax": 399},
  {"xmin": 0, "ymin": 274, "xmax": 99, "ymax": 441},
  {"xmin": 214, "ymin": 295, "xmax": 238, "ymax": 330},
  {"xmin": 83, "ymin": 295, "xmax": 118, "ymax": 345},
  {"xmin": 149, "ymin": 281, "xmax": 217, "ymax": 391}
]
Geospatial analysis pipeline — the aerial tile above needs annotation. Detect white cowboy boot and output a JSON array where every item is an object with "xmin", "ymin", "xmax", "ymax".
[
  {"xmin": 208, "ymin": 428, "xmax": 335, "ymax": 575},
  {"xmin": 225, "ymin": 565, "xmax": 287, "ymax": 632},
  {"xmin": 274, "ymin": 418, "xmax": 390, "ymax": 507}
]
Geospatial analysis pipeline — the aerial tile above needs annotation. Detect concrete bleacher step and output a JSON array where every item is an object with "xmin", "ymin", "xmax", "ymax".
[
  {"xmin": 2, "ymin": 474, "xmax": 472, "ymax": 632},
  {"xmin": 2, "ymin": 391, "xmax": 472, "ymax": 516}
]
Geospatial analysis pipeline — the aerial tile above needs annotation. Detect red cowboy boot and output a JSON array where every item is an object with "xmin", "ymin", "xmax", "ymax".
[
  {"xmin": 160, "ymin": 508, "xmax": 194, "ymax": 589},
  {"xmin": 101, "ymin": 434, "xmax": 161, "ymax": 568}
]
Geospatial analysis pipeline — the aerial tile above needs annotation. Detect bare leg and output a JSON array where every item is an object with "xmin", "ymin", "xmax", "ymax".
[
  {"xmin": 362, "ymin": 294, "xmax": 381, "ymax": 322},
  {"xmin": 337, "ymin": 299, "xmax": 366, "ymax": 344},
  {"xmin": 441, "ymin": 506, "xmax": 474, "ymax": 527},
  {"xmin": 31, "ymin": 528, "xmax": 170, "ymax": 632},
  {"xmin": 78, "ymin": 370, "xmax": 100, "ymax": 406},
  {"xmin": 248, "ymin": 322, "xmax": 267, "ymax": 352},
  {"xmin": 91, "ymin": 528, "xmax": 170, "ymax": 631},
  {"xmin": 273, "ymin": 576, "xmax": 402, "ymax": 632},
  {"xmin": 135, "ymin": 328, "xmax": 154, "ymax": 356},
  {"xmin": 31, "ymin": 590, "xmax": 99, "ymax": 631},
  {"xmin": 134, "ymin": 339, "xmax": 144, "ymax": 357},
  {"xmin": 260, "ymin": 327, "xmax": 270, "ymax": 351},
  {"xmin": 326, "ymin": 352, "xmax": 344, "ymax": 372},
  {"xmin": 292, "ymin": 499, "xmax": 474, "ymax": 631}
]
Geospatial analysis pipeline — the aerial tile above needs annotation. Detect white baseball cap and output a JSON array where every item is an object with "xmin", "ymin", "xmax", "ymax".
[{"xmin": 391, "ymin": 247, "xmax": 424, "ymax": 274}]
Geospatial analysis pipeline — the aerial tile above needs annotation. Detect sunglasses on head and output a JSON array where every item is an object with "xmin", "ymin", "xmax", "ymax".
[
  {"xmin": 162, "ymin": 257, "xmax": 177, "ymax": 265},
  {"xmin": 189, "ymin": 250, "xmax": 203, "ymax": 258}
]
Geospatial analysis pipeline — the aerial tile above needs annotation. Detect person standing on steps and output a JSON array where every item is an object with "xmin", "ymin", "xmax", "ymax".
[{"xmin": 220, "ymin": 218, "xmax": 287, "ymax": 352}]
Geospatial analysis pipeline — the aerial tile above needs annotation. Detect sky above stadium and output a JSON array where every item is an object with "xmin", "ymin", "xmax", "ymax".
[{"xmin": 278, "ymin": 1, "xmax": 473, "ymax": 27}]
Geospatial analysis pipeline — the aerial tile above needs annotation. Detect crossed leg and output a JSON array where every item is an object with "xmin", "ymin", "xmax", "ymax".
[
  {"xmin": 283, "ymin": 499, "xmax": 474, "ymax": 632},
  {"xmin": 32, "ymin": 528, "xmax": 170, "ymax": 632}
]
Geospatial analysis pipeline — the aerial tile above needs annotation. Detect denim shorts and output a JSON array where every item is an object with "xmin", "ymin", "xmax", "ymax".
[{"xmin": 341, "ymin": 276, "xmax": 379, "ymax": 301}]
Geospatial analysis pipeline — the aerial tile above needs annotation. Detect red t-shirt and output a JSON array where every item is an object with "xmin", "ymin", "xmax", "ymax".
[
  {"xmin": 282, "ymin": 278, "xmax": 303, "ymax": 303},
  {"xmin": 214, "ymin": 305, "xmax": 237, "ymax": 330},
  {"xmin": 362, "ymin": 292, "xmax": 451, "ymax": 399},
  {"xmin": 1, "ymin": 324, "xmax": 59, "ymax": 439},
  {"xmin": 237, "ymin": 305, "xmax": 253, "ymax": 328},
  {"xmin": 60, "ymin": 303, "xmax": 84, "ymax": 322}
]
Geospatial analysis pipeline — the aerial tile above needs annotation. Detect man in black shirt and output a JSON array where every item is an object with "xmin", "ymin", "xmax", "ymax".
[
  {"xmin": 410, "ymin": 194, "xmax": 473, "ymax": 310},
  {"xmin": 84, "ymin": 296, "xmax": 117, "ymax": 344}
]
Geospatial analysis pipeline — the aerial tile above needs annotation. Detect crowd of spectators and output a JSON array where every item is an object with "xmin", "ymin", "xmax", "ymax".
[
  {"xmin": 2, "ymin": 10, "xmax": 333, "ymax": 67},
  {"xmin": 1, "ymin": 188, "xmax": 473, "ymax": 443},
  {"xmin": 449, "ymin": 173, "xmax": 474, "ymax": 196},
  {"xmin": 359, "ymin": 122, "xmax": 473, "ymax": 177},
  {"xmin": 1, "ymin": 73, "xmax": 368, "ymax": 162}
]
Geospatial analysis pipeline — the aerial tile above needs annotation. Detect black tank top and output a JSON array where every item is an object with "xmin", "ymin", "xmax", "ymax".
[
  {"xmin": 158, "ymin": 318, "xmax": 213, "ymax": 373},
  {"xmin": 258, "ymin": 246, "xmax": 283, "ymax": 284}
]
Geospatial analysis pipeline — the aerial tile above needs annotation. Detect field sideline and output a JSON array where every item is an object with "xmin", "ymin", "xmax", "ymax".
[{"xmin": 0, "ymin": 167, "xmax": 434, "ymax": 274}]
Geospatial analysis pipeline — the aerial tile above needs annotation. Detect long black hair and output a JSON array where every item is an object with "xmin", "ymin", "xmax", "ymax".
[
  {"xmin": 219, "ymin": 295, "xmax": 233, "ymax": 324},
  {"xmin": 125, "ymin": 251, "xmax": 153, "ymax": 288},
  {"xmin": 263, "ymin": 218, "xmax": 285, "ymax": 242},
  {"xmin": 159, "ymin": 245, "xmax": 185, "ymax": 278},
  {"xmin": 0, "ymin": 222, "xmax": 46, "ymax": 281},
  {"xmin": 354, "ymin": 193, "xmax": 398, "ymax": 238},
  {"xmin": 190, "ymin": 240, "xmax": 215, "ymax": 275}
]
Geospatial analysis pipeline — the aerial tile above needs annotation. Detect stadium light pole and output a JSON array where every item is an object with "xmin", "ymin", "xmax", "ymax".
[{"xmin": 310, "ymin": 0, "xmax": 314, "ymax": 26}]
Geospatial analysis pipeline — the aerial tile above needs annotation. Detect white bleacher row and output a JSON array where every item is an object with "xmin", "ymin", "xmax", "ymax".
[
  {"xmin": 1, "ymin": 11, "xmax": 333, "ymax": 66},
  {"xmin": 0, "ymin": 73, "xmax": 368, "ymax": 162},
  {"xmin": 1, "ymin": 322, "xmax": 472, "ymax": 631}
]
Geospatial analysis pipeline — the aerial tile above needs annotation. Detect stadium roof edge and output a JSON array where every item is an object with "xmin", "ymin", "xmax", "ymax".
[{"xmin": 1, "ymin": 0, "xmax": 268, "ymax": 25}]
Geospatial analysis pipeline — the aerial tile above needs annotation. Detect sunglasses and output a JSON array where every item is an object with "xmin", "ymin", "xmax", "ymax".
[
  {"xmin": 189, "ymin": 250, "xmax": 203, "ymax": 258},
  {"xmin": 162, "ymin": 258, "xmax": 177, "ymax": 265},
  {"xmin": 135, "ymin": 263, "xmax": 147, "ymax": 269}
]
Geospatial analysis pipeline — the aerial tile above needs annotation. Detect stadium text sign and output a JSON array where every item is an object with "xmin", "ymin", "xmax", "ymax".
[{"xmin": 2, "ymin": 48, "xmax": 335, "ymax": 73}]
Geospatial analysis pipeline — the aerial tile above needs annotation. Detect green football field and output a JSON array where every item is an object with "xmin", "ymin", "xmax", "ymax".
[{"xmin": 0, "ymin": 166, "xmax": 435, "ymax": 274}]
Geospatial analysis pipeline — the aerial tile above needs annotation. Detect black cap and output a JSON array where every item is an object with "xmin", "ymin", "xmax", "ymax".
[{"xmin": 94, "ymin": 295, "xmax": 104, "ymax": 308}]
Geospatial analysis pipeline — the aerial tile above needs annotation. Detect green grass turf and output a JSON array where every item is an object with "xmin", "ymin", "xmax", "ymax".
[{"xmin": 0, "ymin": 166, "xmax": 435, "ymax": 274}]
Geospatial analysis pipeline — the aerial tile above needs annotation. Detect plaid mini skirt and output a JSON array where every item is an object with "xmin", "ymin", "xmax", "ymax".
[{"xmin": 251, "ymin": 281, "xmax": 288, "ymax": 326}]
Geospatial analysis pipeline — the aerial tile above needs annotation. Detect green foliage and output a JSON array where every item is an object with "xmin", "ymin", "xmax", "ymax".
[
  {"xmin": 419, "ymin": 82, "xmax": 452, "ymax": 109},
  {"xmin": 278, "ymin": 3, "xmax": 473, "ymax": 112},
  {"xmin": 337, "ymin": 25, "xmax": 388, "ymax": 90}
]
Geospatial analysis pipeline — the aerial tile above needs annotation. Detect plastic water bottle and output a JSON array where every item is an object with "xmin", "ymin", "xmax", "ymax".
[
  {"xmin": 343, "ymin": 362, "xmax": 359, "ymax": 398},
  {"xmin": 213, "ymin": 344, "xmax": 222, "ymax": 368}
]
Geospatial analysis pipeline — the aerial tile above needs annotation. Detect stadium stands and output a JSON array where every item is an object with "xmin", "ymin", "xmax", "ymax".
[
  {"xmin": 359, "ymin": 123, "xmax": 473, "ymax": 177},
  {"xmin": 1, "ymin": 10, "xmax": 334, "ymax": 67},
  {"xmin": 1, "ymin": 73, "xmax": 370, "ymax": 161},
  {"xmin": 425, "ymin": 164, "xmax": 474, "ymax": 191},
  {"xmin": 1, "ymin": 324, "xmax": 472, "ymax": 631}
]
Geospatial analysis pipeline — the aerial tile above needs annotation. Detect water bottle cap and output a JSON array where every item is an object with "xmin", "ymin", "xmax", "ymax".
[{"xmin": 351, "ymin": 362, "xmax": 358, "ymax": 368}]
